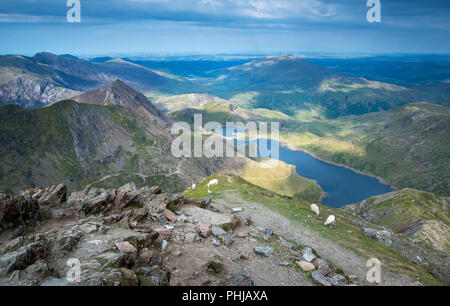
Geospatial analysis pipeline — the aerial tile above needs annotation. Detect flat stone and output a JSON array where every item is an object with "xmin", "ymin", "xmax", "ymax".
[
  {"xmin": 253, "ymin": 247, "xmax": 273, "ymax": 257},
  {"xmin": 115, "ymin": 241, "xmax": 137, "ymax": 253},
  {"xmin": 183, "ymin": 205, "xmax": 232, "ymax": 227},
  {"xmin": 184, "ymin": 233, "xmax": 196, "ymax": 243},
  {"xmin": 211, "ymin": 226, "xmax": 227, "ymax": 237},
  {"xmin": 232, "ymin": 207, "xmax": 243, "ymax": 213},
  {"xmin": 312, "ymin": 270, "xmax": 331, "ymax": 286},
  {"xmin": 79, "ymin": 223, "xmax": 98, "ymax": 234},
  {"xmin": 279, "ymin": 237, "xmax": 294, "ymax": 249},
  {"xmin": 330, "ymin": 274, "xmax": 348, "ymax": 286},
  {"xmin": 297, "ymin": 261, "xmax": 315, "ymax": 271}
]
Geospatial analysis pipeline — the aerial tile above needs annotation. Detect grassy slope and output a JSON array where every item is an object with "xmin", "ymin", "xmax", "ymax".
[
  {"xmin": 184, "ymin": 174, "xmax": 442, "ymax": 286},
  {"xmin": 345, "ymin": 189, "xmax": 450, "ymax": 251},
  {"xmin": 235, "ymin": 158, "xmax": 322, "ymax": 202},
  {"xmin": 280, "ymin": 102, "xmax": 450, "ymax": 196},
  {"xmin": 0, "ymin": 100, "xmax": 184, "ymax": 193}
]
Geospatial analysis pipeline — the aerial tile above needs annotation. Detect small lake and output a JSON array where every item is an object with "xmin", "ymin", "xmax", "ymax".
[{"xmin": 221, "ymin": 127, "xmax": 394, "ymax": 207}]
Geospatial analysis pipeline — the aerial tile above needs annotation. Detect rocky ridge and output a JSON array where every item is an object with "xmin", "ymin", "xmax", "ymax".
[{"xmin": 0, "ymin": 183, "xmax": 351, "ymax": 286}]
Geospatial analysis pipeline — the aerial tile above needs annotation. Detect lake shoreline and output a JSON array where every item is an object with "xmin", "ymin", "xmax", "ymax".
[{"xmin": 280, "ymin": 141, "xmax": 397, "ymax": 194}]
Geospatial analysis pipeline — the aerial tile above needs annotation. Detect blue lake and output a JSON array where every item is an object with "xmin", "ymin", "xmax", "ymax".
[{"xmin": 222, "ymin": 127, "xmax": 394, "ymax": 207}]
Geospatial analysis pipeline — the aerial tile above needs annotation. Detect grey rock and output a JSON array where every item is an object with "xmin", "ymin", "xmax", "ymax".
[
  {"xmin": 312, "ymin": 270, "xmax": 331, "ymax": 286},
  {"xmin": 219, "ymin": 268, "xmax": 254, "ymax": 286},
  {"xmin": 253, "ymin": 247, "xmax": 274, "ymax": 257},
  {"xmin": 302, "ymin": 247, "xmax": 316, "ymax": 262},
  {"xmin": 363, "ymin": 228, "xmax": 392, "ymax": 247},
  {"xmin": 330, "ymin": 274, "xmax": 348, "ymax": 286},
  {"xmin": 279, "ymin": 237, "xmax": 294, "ymax": 249},
  {"xmin": 264, "ymin": 228, "xmax": 273, "ymax": 238},
  {"xmin": 211, "ymin": 225, "xmax": 227, "ymax": 237}
]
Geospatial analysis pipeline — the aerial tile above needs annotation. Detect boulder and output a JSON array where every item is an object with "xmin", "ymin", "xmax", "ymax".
[
  {"xmin": 330, "ymin": 274, "xmax": 348, "ymax": 286},
  {"xmin": 253, "ymin": 247, "xmax": 274, "ymax": 257},
  {"xmin": 312, "ymin": 270, "xmax": 332, "ymax": 286},
  {"xmin": 115, "ymin": 241, "xmax": 137, "ymax": 254},
  {"xmin": 219, "ymin": 268, "xmax": 254, "ymax": 286},
  {"xmin": 297, "ymin": 261, "xmax": 315, "ymax": 271},
  {"xmin": 30, "ymin": 184, "xmax": 67, "ymax": 207},
  {"xmin": 0, "ymin": 240, "xmax": 48, "ymax": 276},
  {"xmin": 363, "ymin": 228, "xmax": 393, "ymax": 247}
]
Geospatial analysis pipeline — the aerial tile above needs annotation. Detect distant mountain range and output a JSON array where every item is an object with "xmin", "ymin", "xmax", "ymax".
[
  {"xmin": 0, "ymin": 52, "xmax": 195, "ymax": 108},
  {"xmin": 2, "ymin": 52, "xmax": 446, "ymax": 119}
]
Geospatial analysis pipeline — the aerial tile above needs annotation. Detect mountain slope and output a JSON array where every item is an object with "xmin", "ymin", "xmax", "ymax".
[
  {"xmin": 0, "ymin": 95, "xmax": 239, "ymax": 194},
  {"xmin": 344, "ymin": 189, "xmax": 449, "ymax": 252},
  {"xmin": 207, "ymin": 55, "xmax": 422, "ymax": 118},
  {"xmin": 281, "ymin": 102, "xmax": 450, "ymax": 196},
  {"xmin": 72, "ymin": 79, "xmax": 171, "ymax": 134},
  {"xmin": 0, "ymin": 53, "xmax": 196, "ymax": 108}
]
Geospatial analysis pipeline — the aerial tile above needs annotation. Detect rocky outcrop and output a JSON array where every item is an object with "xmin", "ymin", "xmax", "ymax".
[
  {"xmin": 22, "ymin": 184, "xmax": 67, "ymax": 207},
  {"xmin": 0, "ymin": 78, "xmax": 77, "ymax": 108},
  {"xmin": 0, "ymin": 194, "xmax": 40, "ymax": 232}
]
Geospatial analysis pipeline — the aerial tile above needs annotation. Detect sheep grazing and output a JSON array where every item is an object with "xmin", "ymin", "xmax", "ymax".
[
  {"xmin": 310, "ymin": 204, "xmax": 320, "ymax": 216},
  {"xmin": 191, "ymin": 184, "xmax": 196, "ymax": 190},
  {"xmin": 207, "ymin": 179, "xmax": 219, "ymax": 188},
  {"xmin": 325, "ymin": 215, "xmax": 336, "ymax": 226}
]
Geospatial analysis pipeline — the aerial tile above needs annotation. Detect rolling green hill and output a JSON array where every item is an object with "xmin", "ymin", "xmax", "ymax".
[
  {"xmin": 280, "ymin": 102, "xmax": 450, "ymax": 196},
  {"xmin": 205, "ymin": 55, "xmax": 423, "ymax": 119}
]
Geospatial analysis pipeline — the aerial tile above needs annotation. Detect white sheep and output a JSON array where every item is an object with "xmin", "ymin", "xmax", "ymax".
[
  {"xmin": 310, "ymin": 204, "xmax": 320, "ymax": 216},
  {"xmin": 207, "ymin": 179, "xmax": 219, "ymax": 188},
  {"xmin": 191, "ymin": 184, "xmax": 196, "ymax": 190},
  {"xmin": 325, "ymin": 215, "xmax": 336, "ymax": 226}
]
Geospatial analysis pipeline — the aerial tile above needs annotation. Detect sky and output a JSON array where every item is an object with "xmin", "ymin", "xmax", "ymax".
[{"xmin": 0, "ymin": 0, "xmax": 449, "ymax": 56}]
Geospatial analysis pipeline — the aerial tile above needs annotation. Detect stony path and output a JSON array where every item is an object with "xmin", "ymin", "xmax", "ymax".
[{"xmin": 213, "ymin": 191, "xmax": 418, "ymax": 286}]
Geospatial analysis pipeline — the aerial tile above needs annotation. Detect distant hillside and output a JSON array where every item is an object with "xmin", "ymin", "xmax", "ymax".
[
  {"xmin": 0, "ymin": 83, "xmax": 241, "ymax": 194},
  {"xmin": 281, "ymin": 102, "xmax": 450, "ymax": 196},
  {"xmin": 72, "ymin": 79, "xmax": 171, "ymax": 134},
  {"xmin": 344, "ymin": 189, "xmax": 449, "ymax": 252},
  {"xmin": 206, "ymin": 55, "xmax": 425, "ymax": 118},
  {"xmin": 0, "ymin": 53, "xmax": 196, "ymax": 108}
]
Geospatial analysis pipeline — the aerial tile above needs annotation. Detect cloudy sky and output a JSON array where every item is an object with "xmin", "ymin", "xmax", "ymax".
[{"xmin": 0, "ymin": 0, "xmax": 449, "ymax": 55}]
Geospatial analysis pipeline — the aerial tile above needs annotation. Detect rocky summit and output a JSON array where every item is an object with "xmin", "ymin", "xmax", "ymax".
[{"xmin": 0, "ymin": 182, "xmax": 352, "ymax": 286}]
